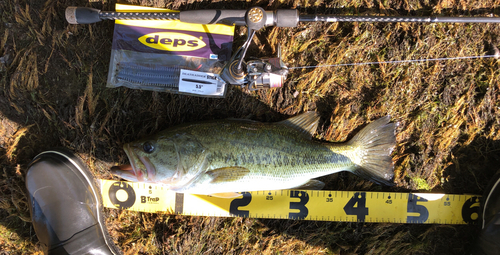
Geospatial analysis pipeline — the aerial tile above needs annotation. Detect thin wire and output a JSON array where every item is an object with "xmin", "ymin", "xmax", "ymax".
[{"xmin": 289, "ymin": 55, "xmax": 498, "ymax": 69}]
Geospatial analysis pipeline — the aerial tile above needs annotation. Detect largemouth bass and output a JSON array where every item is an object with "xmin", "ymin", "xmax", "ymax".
[{"xmin": 113, "ymin": 112, "xmax": 396, "ymax": 198}]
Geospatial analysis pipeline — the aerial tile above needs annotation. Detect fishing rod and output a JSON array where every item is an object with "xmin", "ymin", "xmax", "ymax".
[{"xmin": 66, "ymin": 6, "xmax": 500, "ymax": 91}]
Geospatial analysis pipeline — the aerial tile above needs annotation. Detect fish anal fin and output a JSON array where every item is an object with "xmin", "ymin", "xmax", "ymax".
[
  {"xmin": 209, "ymin": 192, "xmax": 243, "ymax": 198},
  {"xmin": 291, "ymin": 179, "xmax": 325, "ymax": 190},
  {"xmin": 278, "ymin": 111, "xmax": 320, "ymax": 139},
  {"xmin": 206, "ymin": 166, "xmax": 250, "ymax": 183}
]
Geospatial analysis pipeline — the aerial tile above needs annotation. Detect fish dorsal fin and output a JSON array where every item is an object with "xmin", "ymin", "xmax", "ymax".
[
  {"xmin": 278, "ymin": 111, "xmax": 320, "ymax": 139},
  {"xmin": 206, "ymin": 166, "xmax": 250, "ymax": 183}
]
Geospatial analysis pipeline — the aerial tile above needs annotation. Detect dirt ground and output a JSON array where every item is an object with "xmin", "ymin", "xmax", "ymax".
[{"xmin": 1, "ymin": 0, "xmax": 500, "ymax": 254}]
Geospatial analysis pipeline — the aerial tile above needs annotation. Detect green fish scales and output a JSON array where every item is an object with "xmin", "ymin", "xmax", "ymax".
[{"xmin": 202, "ymin": 124, "xmax": 352, "ymax": 177}]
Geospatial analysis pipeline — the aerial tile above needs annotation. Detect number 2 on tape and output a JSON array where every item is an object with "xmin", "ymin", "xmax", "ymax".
[{"xmin": 229, "ymin": 192, "xmax": 251, "ymax": 217}]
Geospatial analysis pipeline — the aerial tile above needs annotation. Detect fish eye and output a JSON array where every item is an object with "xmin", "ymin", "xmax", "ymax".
[{"xmin": 143, "ymin": 142, "xmax": 155, "ymax": 153}]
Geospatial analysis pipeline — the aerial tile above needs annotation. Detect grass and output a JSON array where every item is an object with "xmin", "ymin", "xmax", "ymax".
[{"xmin": 1, "ymin": 0, "xmax": 500, "ymax": 254}]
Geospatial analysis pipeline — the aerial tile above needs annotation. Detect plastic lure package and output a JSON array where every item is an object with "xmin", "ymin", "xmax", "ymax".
[{"xmin": 107, "ymin": 4, "xmax": 235, "ymax": 97}]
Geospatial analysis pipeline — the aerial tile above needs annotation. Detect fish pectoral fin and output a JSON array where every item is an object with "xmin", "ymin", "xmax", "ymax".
[
  {"xmin": 206, "ymin": 166, "xmax": 250, "ymax": 183},
  {"xmin": 209, "ymin": 192, "xmax": 243, "ymax": 198},
  {"xmin": 291, "ymin": 179, "xmax": 325, "ymax": 190}
]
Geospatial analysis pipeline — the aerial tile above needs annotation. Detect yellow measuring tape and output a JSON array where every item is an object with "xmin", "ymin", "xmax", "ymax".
[{"xmin": 100, "ymin": 179, "xmax": 481, "ymax": 224}]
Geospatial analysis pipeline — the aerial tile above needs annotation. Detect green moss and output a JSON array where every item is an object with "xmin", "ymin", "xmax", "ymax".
[{"xmin": 412, "ymin": 177, "xmax": 432, "ymax": 191}]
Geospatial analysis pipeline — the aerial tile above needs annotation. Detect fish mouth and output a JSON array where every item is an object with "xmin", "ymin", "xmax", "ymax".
[{"xmin": 112, "ymin": 143, "xmax": 157, "ymax": 182}]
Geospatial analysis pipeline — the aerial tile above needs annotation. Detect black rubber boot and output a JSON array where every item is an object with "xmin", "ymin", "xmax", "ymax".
[
  {"xmin": 26, "ymin": 149, "xmax": 122, "ymax": 255},
  {"xmin": 471, "ymin": 171, "xmax": 500, "ymax": 255}
]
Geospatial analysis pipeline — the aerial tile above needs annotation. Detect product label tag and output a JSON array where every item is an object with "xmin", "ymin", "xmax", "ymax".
[{"xmin": 179, "ymin": 69, "xmax": 225, "ymax": 96}]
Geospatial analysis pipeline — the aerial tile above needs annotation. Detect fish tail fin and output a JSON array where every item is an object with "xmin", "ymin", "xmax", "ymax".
[{"xmin": 346, "ymin": 116, "xmax": 397, "ymax": 186}]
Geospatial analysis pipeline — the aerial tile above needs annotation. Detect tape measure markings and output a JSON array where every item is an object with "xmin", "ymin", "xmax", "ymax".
[
  {"xmin": 100, "ymin": 179, "xmax": 481, "ymax": 224},
  {"xmin": 175, "ymin": 193, "xmax": 184, "ymax": 214}
]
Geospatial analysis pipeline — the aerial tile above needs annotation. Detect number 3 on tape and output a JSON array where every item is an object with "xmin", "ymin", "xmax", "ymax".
[{"xmin": 289, "ymin": 191, "xmax": 309, "ymax": 220}]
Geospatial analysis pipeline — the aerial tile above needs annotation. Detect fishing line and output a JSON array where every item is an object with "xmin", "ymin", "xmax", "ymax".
[{"xmin": 289, "ymin": 54, "xmax": 499, "ymax": 70}]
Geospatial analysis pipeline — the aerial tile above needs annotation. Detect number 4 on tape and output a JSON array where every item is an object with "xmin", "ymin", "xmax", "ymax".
[{"xmin": 343, "ymin": 192, "xmax": 368, "ymax": 222}]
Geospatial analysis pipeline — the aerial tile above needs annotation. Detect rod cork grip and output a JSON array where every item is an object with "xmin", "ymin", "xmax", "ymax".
[{"xmin": 65, "ymin": 7, "xmax": 102, "ymax": 24}]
